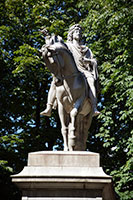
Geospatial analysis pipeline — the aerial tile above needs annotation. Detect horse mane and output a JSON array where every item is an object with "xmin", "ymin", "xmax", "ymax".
[
  {"xmin": 48, "ymin": 35, "xmax": 79, "ymax": 72},
  {"xmin": 49, "ymin": 35, "xmax": 70, "ymax": 53}
]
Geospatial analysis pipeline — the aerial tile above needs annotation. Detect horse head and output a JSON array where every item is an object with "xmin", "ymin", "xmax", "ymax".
[{"xmin": 41, "ymin": 36, "xmax": 68, "ymax": 86}]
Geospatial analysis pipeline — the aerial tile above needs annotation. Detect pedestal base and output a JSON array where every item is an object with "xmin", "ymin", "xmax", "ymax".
[{"xmin": 12, "ymin": 151, "xmax": 116, "ymax": 200}]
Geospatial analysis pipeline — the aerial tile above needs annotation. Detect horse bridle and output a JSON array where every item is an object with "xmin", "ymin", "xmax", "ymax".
[{"xmin": 48, "ymin": 49, "xmax": 81, "ymax": 81}]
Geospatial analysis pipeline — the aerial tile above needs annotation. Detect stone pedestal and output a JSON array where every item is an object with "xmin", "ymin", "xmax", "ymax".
[{"xmin": 11, "ymin": 151, "xmax": 116, "ymax": 200}]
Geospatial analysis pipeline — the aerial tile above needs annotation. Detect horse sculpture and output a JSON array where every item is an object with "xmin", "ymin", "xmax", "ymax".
[{"xmin": 41, "ymin": 36, "xmax": 93, "ymax": 151}]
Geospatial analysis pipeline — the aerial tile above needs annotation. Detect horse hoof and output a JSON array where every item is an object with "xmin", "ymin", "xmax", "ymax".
[
  {"xmin": 69, "ymin": 136, "xmax": 76, "ymax": 148},
  {"xmin": 64, "ymin": 147, "xmax": 69, "ymax": 151}
]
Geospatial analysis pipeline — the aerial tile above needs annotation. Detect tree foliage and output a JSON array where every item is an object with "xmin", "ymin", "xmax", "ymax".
[{"xmin": 0, "ymin": 0, "xmax": 132, "ymax": 199}]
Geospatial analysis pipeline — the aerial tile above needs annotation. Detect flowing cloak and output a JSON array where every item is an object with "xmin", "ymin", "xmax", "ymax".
[{"xmin": 66, "ymin": 41, "xmax": 100, "ymax": 94}]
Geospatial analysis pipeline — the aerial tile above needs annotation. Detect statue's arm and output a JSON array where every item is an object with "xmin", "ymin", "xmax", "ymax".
[
  {"xmin": 83, "ymin": 48, "xmax": 97, "ymax": 66},
  {"xmin": 83, "ymin": 47, "xmax": 99, "ymax": 83}
]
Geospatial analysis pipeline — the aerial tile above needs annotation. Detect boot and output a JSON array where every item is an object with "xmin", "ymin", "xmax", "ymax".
[{"xmin": 40, "ymin": 104, "xmax": 52, "ymax": 117}]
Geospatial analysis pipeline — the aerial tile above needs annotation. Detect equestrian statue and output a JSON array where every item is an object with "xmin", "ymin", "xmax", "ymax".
[{"xmin": 40, "ymin": 24, "xmax": 100, "ymax": 151}]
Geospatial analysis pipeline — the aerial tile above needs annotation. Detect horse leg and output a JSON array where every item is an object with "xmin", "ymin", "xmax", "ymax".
[
  {"xmin": 69, "ymin": 96, "xmax": 84, "ymax": 150},
  {"xmin": 69, "ymin": 110, "xmax": 77, "ymax": 151},
  {"xmin": 58, "ymin": 101, "xmax": 69, "ymax": 151}
]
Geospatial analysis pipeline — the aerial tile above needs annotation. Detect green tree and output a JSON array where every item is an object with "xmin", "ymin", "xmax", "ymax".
[
  {"xmin": 0, "ymin": 0, "xmax": 132, "ymax": 199},
  {"xmin": 83, "ymin": 0, "xmax": 133, "ymax": 199}
]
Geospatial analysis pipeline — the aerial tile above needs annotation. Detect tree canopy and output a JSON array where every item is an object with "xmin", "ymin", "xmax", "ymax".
[{"xmin": 0, "ymin": 0, "xmax": 132, "ymax": 199}]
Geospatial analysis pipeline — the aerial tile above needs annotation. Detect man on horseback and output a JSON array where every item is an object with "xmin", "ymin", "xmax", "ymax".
[{"xmin": 40, "ymin": 24, "xmax": 100, "ymax": 117}]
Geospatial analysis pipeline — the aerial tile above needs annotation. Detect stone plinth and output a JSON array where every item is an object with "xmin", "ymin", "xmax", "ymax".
[{"xmin": 11, "ymin": 151, "xmax": 116, "ymax": 200}]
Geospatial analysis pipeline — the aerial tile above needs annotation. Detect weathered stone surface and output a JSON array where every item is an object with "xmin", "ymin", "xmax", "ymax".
[
  {"xmin": 12, "ymin": 151, "xmax": 116, "ymax": 200},
  {"xmin": 28, "ymin": 151, "xmax": 99, "ymax": 167}
]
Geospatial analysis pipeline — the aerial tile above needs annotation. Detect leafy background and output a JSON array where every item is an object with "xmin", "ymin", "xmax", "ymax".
[{"xmin": 0, "ymin": 0, "xmax": 132, "ymax": 199}]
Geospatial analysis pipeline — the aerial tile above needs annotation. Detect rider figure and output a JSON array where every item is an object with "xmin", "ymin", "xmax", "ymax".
[{"xmin": 40, "ymin": 24, "xmax": 100, "ymax": 117}]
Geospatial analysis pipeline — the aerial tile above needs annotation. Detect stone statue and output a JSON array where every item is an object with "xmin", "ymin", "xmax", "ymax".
[
  {"xmin": 66, "ymin": 24, "xmax": 100, "ymax": 116},
  {"xmin": 40, "ymin": 24, "xmax": 100, "ymax": 151}
]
